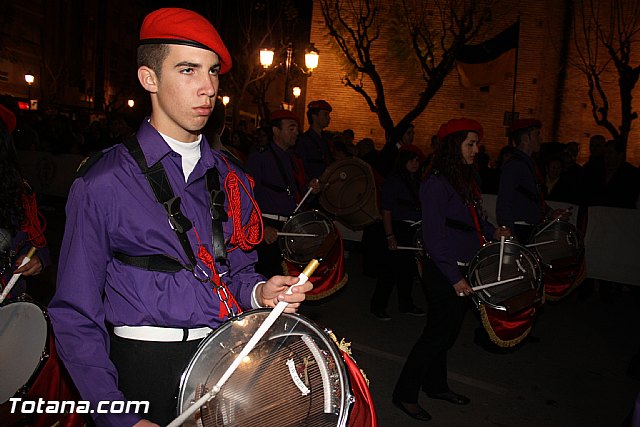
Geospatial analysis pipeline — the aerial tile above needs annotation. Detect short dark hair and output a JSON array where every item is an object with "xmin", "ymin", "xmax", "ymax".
[{"xmin": 137, "ymin": 44, "xmax": 170, "ymax": 79}]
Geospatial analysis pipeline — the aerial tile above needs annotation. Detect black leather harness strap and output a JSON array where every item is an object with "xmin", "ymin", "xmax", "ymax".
[{"xmin": 120, "ymin": 135, "xmax": 227, "ymax": 272}]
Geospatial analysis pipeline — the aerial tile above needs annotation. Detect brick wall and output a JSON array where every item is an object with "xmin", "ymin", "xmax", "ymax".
[{"xmin": 306, "ymin": 0, "xmax": 640, "ymax": 166}]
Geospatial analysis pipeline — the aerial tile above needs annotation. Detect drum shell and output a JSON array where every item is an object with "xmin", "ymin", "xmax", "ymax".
[
  {"xmin": 319, "ymin": 158, "xmax": 381, "ymax": 230},
  {"xmin": 0, "ymin": 297, "xmax": 49, "ymax": 403},
  {"xmin": 528, "ymin": 219, "xmax": 584, "ymax": 270},
  {"xmin": 177, "ymin": 310, "xmax": 354, "ymax": 427},
  {"xmin": 278, "ymin": 210, "xmax": 338, "ymax": 266},
  {"xmin": 468, "ymin": 240, "xmax": 543, "ymax": 314}
]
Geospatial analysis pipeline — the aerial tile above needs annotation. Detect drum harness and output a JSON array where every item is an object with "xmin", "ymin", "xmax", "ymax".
[{"xmin": 114, "ymin": 136, "xmax": 263, "ymax": 319}]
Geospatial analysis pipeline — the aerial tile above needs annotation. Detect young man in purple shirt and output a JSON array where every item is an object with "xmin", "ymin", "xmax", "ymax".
[{"xmin": 48, "ymin": 8, "xmax": 312, "ymax": 427}]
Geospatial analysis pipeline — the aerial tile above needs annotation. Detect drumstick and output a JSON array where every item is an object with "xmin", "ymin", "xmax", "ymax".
[
  {"xmin": 293, "ymin": 187, "xmax": 314, "ymax": 215},
  {"xmin": 167, "ymin": 259, "xmax": 320, "ymax": 427},
  {"xmin": 534, "ymin": 217, "xmax": 560, "ymax": 237},
  {"xmin": 0, "ymin": 247, "xmax": 36, "ymax": 304},
  {"xmin": 497, "ymin": 235, "xmax": 505, "ymax": 282},
  {"xmin": 396, "ymin": 246, "xmax": 423, "ymax": 251},
  {"xmin": 525, "ymin": 240, "xmax": 557, "ymax": 248},
  {"xmin": 277, "ymin": 232, "xmax": 319, "ymax": 237},
  {"xmin": 472, "ymin": 275, "xmax": 525, "ymax": 291}
]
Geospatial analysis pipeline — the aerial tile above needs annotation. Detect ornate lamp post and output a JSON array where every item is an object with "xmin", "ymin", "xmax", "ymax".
[
  {"xmin": 259, "ymin": 43, "xmax": 319, "ymax": 105},
  {"xmin": 24, "ymin": 74, "xmax": 34, "ymax": 110}
]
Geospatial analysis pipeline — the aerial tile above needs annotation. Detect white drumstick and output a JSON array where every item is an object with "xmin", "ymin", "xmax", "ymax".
[
  {"xmin": 396, "ymin": 246, "xmax": 423, "ymax": 251},
  {"xmin": 472, "ymin": 275, "xmax": 525, "ymax": 291},
  {"xmin": 525, "ymin": 240, "xmax": 557, "ymax": 248},
  {"xmin": 293, "ymin": 187, "xmax": 314, "ymax": 215},
  {"xmin": 166, "ymin": 259, "xmax": 320, "ymax": 427},
  {"xmin": 497, "ymin": 235, "xmax": 505, "ymax": 282},
  {"xmin": 277, "ymin": 232, "xmax": 319, "ymax": 237},
  {"xmin": 0, "ymin": 247, "xmax": 37, "ymax": 304},
  {"xmin": 534, "ymin": 217, "xmax": 559, "ymax": 237}
]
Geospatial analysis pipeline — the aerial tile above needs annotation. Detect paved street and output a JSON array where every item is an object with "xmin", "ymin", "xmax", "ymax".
[{"xmin": 26, "ymin": 200, "xmax": 640, "ymax": 427}]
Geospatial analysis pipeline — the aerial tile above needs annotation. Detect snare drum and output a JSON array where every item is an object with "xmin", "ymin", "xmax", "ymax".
[
  {"xmin": 177, "ymin": 310, "xmax": 376, "ymax": 426},
  {"xmin": 279, "ymin": 211, "xmax": 348, "ymax": 300},
  {"xmin": 529, "ymin": 219, "xmax": 586, "ymax": 301},
  {"xmin": 468, "ymin": 241, "xmax": 543, "ymax": 347},
  {"xmin": 0, "ymin": 298, "xmax": 49, "ymax": 403}
]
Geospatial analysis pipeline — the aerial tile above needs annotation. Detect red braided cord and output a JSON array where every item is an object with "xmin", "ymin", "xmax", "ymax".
[
  {"xmin": 20, "ymin": 192, "xmax": 47, "ymax": 248},
  {"xmin": 224, "ymin": 172, "xmax": 263, "ymax": 251}
]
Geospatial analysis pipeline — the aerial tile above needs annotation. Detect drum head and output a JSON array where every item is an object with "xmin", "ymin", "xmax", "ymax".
[
  {"xmin": 177, "ymin": 310, "xmax": 351, "ymax": 427},
  {"xmin": 279, "ymin": 211, "xmax": 336, "ymax": 265},
  {"xmin": 469, "ymin": 241, "xmax": 542, "ymax": 313},
  {"xmin": 0, "ymin": 300, "xmax": 48, "ymax": 403},
  {"xmin": 529, "ymin": 220, "xmax": 584, "ymax": 269},
  {"xmin": 319, "ymin": 158, "xmax": 376, "ymax": 216}
]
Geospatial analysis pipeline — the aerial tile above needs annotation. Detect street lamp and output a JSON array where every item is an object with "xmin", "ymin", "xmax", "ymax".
[
  {"xmin": 258, "ymin": 42, "xmax": 319, "ymax": 104},
  {"xmin": 222, "ymin": 96, "xmax": 230, "ymax": 107},
  {"xmin": 24, "ymin": 74, "xmax": 34, "ymax": 110},
  {"xmin": 127, "ymin": 99, "xmax": 135, "ymax": 108}
]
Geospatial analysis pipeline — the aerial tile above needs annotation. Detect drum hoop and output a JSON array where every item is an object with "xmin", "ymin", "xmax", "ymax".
[
  {"xmin": 0, "ymin": 296, "xmax": 51, "ymax": 401},
  {"xmin": 468, "ymin": 240, "xmax": 542, "ymax": 311},
  {"xmin": 177, "ymin": 309, "xmax": 352, "ymax": 427},
  {"xmin": 279, "ymin": 210, "xmax": 337, "ymax": 265}
]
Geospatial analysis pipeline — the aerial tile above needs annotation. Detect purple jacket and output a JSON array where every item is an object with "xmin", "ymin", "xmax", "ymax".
[
  {"xmin": 421, "ymin": 174, "xmax": 495, "ymax": 285},
  {"xmin": 48, "ymin": 120, "xmax": 264, "ymax": 427}
]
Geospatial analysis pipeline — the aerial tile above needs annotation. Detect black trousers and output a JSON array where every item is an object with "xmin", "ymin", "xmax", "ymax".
[
  {"xmin": 110, "ymin": 334, "xmax": 203, "ymax": 425},
  {"xmin": 393, "ymin": 259, "xmax": 468, "ymax": 403},
  {"xmin": 370, "ymin": 221, "xmax": 419, "ymax": 312},
  {"xmin": 255, "ymin": 218, "xmax": 285, "ymax": 278}
]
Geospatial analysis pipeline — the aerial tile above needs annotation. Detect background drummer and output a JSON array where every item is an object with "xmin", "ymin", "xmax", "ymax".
[
  {"xmin": 48, "ymin": 9, "xmax": 313, "ymax": 427},
  {"xmin": 496, "ymin": 118, "xmax": 570, "ymax": 243},
  {"xmin": 246, "ymin": 109, "xmax": 321, "ymax": 278},
  {"xmin": 296, "ymin": 99, "xmax": 333, "ymax": 180},
  {"xmin": 392, "ymin": 118, "xmax": 511, "ymax": 422}
]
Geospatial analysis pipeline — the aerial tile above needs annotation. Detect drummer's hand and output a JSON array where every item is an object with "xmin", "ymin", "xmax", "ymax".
[
  {"xmin": 551, "ymin": 207, "xmax": 572, "ymax": 221},
  {"xmin": 14, "ymin": 255, "xmax": 43, "ymax": 276},
  {"xmin": 386, "ymin": 235, "xmax": 398, "ymax": 250},
  {"xmin": 493, "ymin": 226, "xmax": 512, "ymax": 240},
  {"xmin": 133, "ymin": 419, "xmax": 159, "ymax": 427},
  {"xmin": 309, "ymin": 178, "xmax": 321, "ymax": 194},
  {"xmin": 264, "ymin": 226, "xmax": 279, "ymax": 245},
  {"xmin": 258, "ymin": 275, "xmax": 313, "ymax": 313},
  {"xmin": 452, "ymin": 278, "xmax": 473, "ymax": 297}
]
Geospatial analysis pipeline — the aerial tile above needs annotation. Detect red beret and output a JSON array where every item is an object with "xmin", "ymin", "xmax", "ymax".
[
  {"xmin": 139, "ymin": 8, "xmax": 232, "ymax": 74},
  {"xmin": 307, "ymin": 100, "xmax": 332, "ymax": 112},
  {"xmin": 437, "ymin": 118, "xmax": 483, "ymax": 142},
  {"xmin": 0, "ymin": 104, "xmax": 17, "ymax": 134},
  {"xmin": 270, "ymin": 109, "xmax": 299, "ymax": 127},
  {"xmin": 508, "ymin": 118, "xmax": 542, "ymax": 135},
  {"xmin": 399, "ymin": 144, "xmax": 426, "ymax": 163}
]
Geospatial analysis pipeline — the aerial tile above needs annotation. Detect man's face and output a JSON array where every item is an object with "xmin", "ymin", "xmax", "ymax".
[
  {"xmin": 528, "ymin": 128, "xmax": 541, "ymax": 152},
  {"xmin": 146, "ymin": 44, "xmax": 220, "ymax": 141},
  {"xmin": 314, "ymin": 110, "xmax": 331, "ymax": 128},
  {"xmin": 273, "ymin": 119, "xmax": 299, "ymax": 149},
  {"xmin": 461, "ymin": 132, "xmax": 480, "ymax": 165}
]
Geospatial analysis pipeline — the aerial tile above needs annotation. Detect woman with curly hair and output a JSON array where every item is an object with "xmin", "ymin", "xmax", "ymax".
[
  {"xmin": 0, "ymin": 104, "xmax": 48, "ymax": 299},
  {"xmin": 392, "ymin": 118, "xmax": 510, "ymax": 421}
]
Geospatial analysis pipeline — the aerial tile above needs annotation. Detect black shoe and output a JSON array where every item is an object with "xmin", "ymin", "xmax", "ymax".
[
  {"xmin": 426, "ymin": 390, "xmax": 470, "ymax": 405},
  {"xmin": 399, "ymin": 306, "xmax": 426, "ymax": 317},
  {"xmin": 371, "ymin": 310, "xmax": 391, "ymax": 321},
  {"xmin": 392, "ymin": 398, "xmax": 432, "ymax": 421}
]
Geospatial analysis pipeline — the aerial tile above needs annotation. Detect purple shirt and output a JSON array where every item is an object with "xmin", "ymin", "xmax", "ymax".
[
  {"xmin": 421, "ymin": 174, "xmax": 495, "ymax": 285},
  {"xmin": 48, "ymin": 120, "xmax": 264, "ymax": 427},
  {"xmin": 295, "ymin": 129, "xmax": 331, "ymax": 180},
  {"xmin": 380, "ymin": 174, "xmax": 421, "ymax": 221}
]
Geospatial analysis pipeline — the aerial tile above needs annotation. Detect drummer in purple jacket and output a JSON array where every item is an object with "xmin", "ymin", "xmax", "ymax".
[
  {"xmin": 48, "ymin": 9, "xmax": 312, "ymax": 427},
  {"xmin": 496, "ymin": 119, "xmax": 569, "ymax": 242},
  {"xmin": 393, "ymin": 118, "xmax": 510, "ymax": 422}
]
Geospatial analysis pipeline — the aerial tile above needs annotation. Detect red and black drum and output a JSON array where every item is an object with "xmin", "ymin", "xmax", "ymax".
[
  {"xmin": 279, "ymin": 210, "xmax": 348, "ymax": 301},
  {"xmin": 176, "ymin": 310, "xmax": 377, "ymax": 426},
  {"xmin": 468, "ymin": 240, "xmax": 544, "ymax": 348},
  {"xmin": 528, "ymin": 219, "xmax": 585, "ymax": 301}
]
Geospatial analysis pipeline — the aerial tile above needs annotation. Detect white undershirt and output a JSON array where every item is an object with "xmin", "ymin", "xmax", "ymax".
[{"xmin": 160, "ymin": 132, "xmax": 202, "ymax": 182}]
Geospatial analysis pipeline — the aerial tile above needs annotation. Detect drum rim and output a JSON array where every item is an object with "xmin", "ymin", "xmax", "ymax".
[
  {"xmin": 468, "ymin": 240, "xmax": 543, "ymax": 311},
  {"xmin": 176, "ymin": 309, "xmax": 353, "ymax": 427},
  {"xmin": 319, "ymin": 158, "xmax": 376, "ymax": 216},
  {"xmin": 278, "ymin": 209, "xmax": 337, "ymax": 265},
  {"xmin": 0, "ymin": 296, "xmax": 51, "ymax": 402}
]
